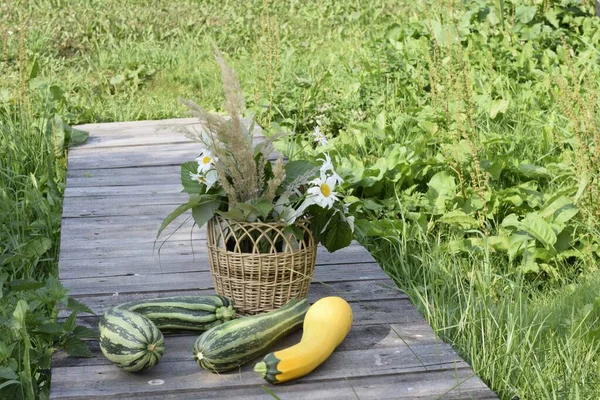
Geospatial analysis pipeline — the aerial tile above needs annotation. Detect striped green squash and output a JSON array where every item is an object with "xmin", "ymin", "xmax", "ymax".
[
  {"xmin": 193, "ymin": 298, "xmax": 309, "ymax": 373},
  {"xmin": 99, "ymin": 308, "xmax": 165, "ymax": 372},
  {"xmin": 115, "ymin": 295, "xmax": 236, "ymax": 331}
]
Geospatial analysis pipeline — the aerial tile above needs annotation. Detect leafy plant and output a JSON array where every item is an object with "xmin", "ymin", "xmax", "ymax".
[{"xmin": 159, "ymin": 50, "xmax": 354, "ymax": 252}]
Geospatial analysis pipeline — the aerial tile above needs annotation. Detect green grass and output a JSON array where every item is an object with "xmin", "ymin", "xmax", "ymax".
[{"xmin": 1, "ymin": 0, "xmax": 600, "ymax": 399}]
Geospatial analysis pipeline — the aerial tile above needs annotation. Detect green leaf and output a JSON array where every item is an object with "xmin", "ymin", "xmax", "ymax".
[
  {"xmin": 63, "ymin": 311, "xmax": 77, "ymax": 332},
  {"xmin": 438, "ymin": 210, "xmax": 479, "ymax": 229},
  {"xmin": 181, "ymin": 161, "xmax": 204, "ymax": 195},
  {"xmin": 23, "ymin": 237, "xmax": 52, "ymax": 260},
  {"xmin": 489, "ymin": 99, "xmax": 509, "ymax": 119},
  {"xmin": 62, "ymin": 336, "xmax": 94, "ymax": 358},
  {"xmin": 426, "ymin": 171, "xmax": 456, "ymax": 215},
  {"xmin": 73, "ymin": 325, "xmax": 98, "ymax": 339},
  {"xmin": 418, "ymin": 120, "xmax": 438, "ymax": 135},
  {"xmin": 0, "ymin": 380, "xmax": 20, "ymax": 391},
  {"xmin": 253, "ymin": 200, "xmax": 274, "ymax": 219},
  {"xmin": 507, "ymin": 234, "xmax": 531, "ymax": 261},
  {"xmin": 36, "ymin": 322, "xmax": 65, "ymax": 334},
  {"xmin": 29, "ymin": 56, "xmax": 40, "ymax": 81},
  {"xmin": 312, "ymin": 209, "xmax": 353, "ymax": 252},
  {"xmin": 283, "ymin": 160, "xmax": 316, "ymax": 188},
  {"xmin": 54, "ymin": 115, "xmax": 89, "ymax": 147},
  {"xmin": 9, "ymin": 279, "xmax": 45, "ymax": 292},
  {"xmin": 157, "ymin": 197, "xmax": 203, "ymax": 237},
  {"xmin": 516, "ymin": 5, "xmax": 537, "ymax": 24},
  {"xmin": 0, "ymin": 366, "xmax": 18, "ymax": 381},
  {"xmin": 574, "ymin": 173, "xmax": 591, "ymax": 204},
  {"xmin": 518, "ymin": 164, "xmax": 552, "ymax": 179},
  {"xmin": 217, "ymin": 208, "xmax": 245, "ymax": 220},
  {"xmin": 67, "ymin": 297, "xmax": 94, "ymax": 315},
  {"xmin": 13, "ymin": 300, "xmax": 29, "ymax": 326},
  {"xmin": 504, "ymin": 214, "xmax": 557, "ymax": 250},
  {"xmin": 191, "ymin": 200, "xmax": 220, "ymax": 229}
]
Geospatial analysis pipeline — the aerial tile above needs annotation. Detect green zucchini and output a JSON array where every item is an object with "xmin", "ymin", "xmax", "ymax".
[
  {"xmin": 99, "ymin": 295, "xmax": 236, "ymax": 372},
  {"xmin": 193, "ymin": 298, "xmax": 309, "ymax": 373},
  {"xmin": 99, "ymin": 308, "xmax": 165, "ymax": 372},
  {"xmin": 115, "ymin": 295, "xmax": 236, "ymax": 331}
]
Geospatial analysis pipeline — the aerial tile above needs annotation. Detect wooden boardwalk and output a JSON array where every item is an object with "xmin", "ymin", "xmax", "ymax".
[{"xmin": 50, "ymin": 119, "xmax": 496, "ymax": 399}]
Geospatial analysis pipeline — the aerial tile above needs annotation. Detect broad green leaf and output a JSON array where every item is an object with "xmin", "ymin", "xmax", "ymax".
[
  {"xmin": 181, "ymin": 161, "xmax": 204, "ymax": 195},
  {"xmin": 438, "ymin": 210, "xmax": 479, "ymax": 229},
  {"xmin": 0, "ymin": 380, "xmax": 20, "ymax": 390},
  {"xmin": 253, "ymin": 200, "xmax": 274, "ymax": 219},
  {"xmin": 506, "ymin": 214, "xmax": 557, "ymax": 250},
  {"xmin": 217, "ymin": 208, "xmax": 245, "ymax": 221},
  {"xmin": 426, "ymin": 171, "xmax": 456, "ymax": 215},
  {"xmin": 23, "ymin": 238, "xmax": 52, "ymax": 260},
  {"xmin": 9, "ymin": 279, "xmax": 45, "ymax": 292},
  {"xmin": 518, "ymin": 164, "xmax": 552, "ymax": 179},
  {"xmin": 507, "ymin": 234, "xmax": 530, "ymax": 261},
  {"xmin": 283, "ymin": 160, "xmax": 316, "ymax": 188},
  {"xmin": 62, "ymin": 336, "xmax": 94, "ymax": 358},
  {"xmin": 418, "ymin": 120, "xmax": 438, "ymax": 135},
  {"xmin": 54, "ymin": 115, "xmax": 89, "ymax": 147},
  {"xmin": 311, "ymin": 208, "xmax": 353, "ymax": 252},
  {"xmin": 13, "ymin": 300, "xmax": 29, "ymax": 326},
  {"xmin": 36, "ymin": 322, "xmax": 65, "ymax": 334},
  {"xmin": 516, "ymin": 5, "xmax": 537, "ymax": 24},
  {"xmin": 489, "ymin": 99, "xmax": 509, "ymax": 119},
  {"xmin": 157, "ymin": 196, "xmax": 211, "ymax": 237},
  {"xmin": 0, "ymin": 366, "xmax": 18, "ymax": 381},
  {"xmin": 539, "ymin": 195, "xmax": 579, "ymax": 228},
  {"xmin": 191, "ymin": 200, "xmax": 220, "ymax": 228}
]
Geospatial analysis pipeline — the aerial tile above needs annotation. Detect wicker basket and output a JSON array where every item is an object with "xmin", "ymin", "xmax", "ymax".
[{"xmin": 206, "ymin": 215, "xmax": 317, "ymax": 315}]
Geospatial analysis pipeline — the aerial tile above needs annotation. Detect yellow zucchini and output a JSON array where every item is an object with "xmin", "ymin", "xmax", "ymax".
[{"xmin": 254, "ymin": 296, "xmax": 353, "ymax": 383}]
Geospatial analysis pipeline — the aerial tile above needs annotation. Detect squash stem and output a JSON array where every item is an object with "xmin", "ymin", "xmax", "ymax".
[{"xmin": 254, "ymin": 361, "xmax": 268, "ymax": 378}]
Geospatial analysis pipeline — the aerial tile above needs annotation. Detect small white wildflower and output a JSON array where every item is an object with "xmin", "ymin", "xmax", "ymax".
[
  {"xmin": 313, "ymin": 125, "xmax": 328, "ymax": 146},
  {"xmin": 189, "ymin": 169, "xmax": 218, "ymax": 191},
  {"xmin": 306, "ymin": 175, "xmax": 339, "ymax": 209},
  {"xmin": 317, "ymin": 153, "xmax": 343, "ymax": 186},
  {"xmin": 8, "ymin": 30, "xmax": 13, "ymax": 36},
  {"xmin": 195, "ymin": 149, "xmax": 215, "ymax": 173}
]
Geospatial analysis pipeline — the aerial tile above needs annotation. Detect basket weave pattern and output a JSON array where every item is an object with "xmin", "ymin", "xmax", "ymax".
[{"xmin": 207, "ymin": 216, "xmax": 317, "ymax": 315}]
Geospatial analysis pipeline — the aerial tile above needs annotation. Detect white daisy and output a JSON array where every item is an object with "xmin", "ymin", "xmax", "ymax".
[
  {"xmin": 306, "ymin": 175, "xmax": 339, "ymax": 209},
  {"xmin": 317, "ymin": 153, "xmax": 343, "ymax": 186},
  {"xmin": 313, "ymin": 125, "xmax": 328, "ymax": 146},
  {"xmin": 195, "ymin": 149, "xmax": 215, "ymax": 173},
  {"xmin": 189, "ymin": 169, "xmax": 219, "ymax": 191}
]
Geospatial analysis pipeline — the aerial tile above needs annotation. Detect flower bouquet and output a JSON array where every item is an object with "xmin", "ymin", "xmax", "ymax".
[{"xmin": 159, "ymin": 50, "xmax": 354, "ymax": 314}]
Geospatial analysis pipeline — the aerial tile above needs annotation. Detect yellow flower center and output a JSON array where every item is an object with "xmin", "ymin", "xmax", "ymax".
[
  {"xmin": 320, "ymin": 183, "xmax": 331, "ymax": 197},
  {"xmin": 202, "ymin": 156, "xmax": 211, "ymax": 165}
]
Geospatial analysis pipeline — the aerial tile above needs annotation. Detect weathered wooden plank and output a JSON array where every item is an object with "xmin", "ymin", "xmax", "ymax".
[
  {"xmin": 58, "ymin": 246, "xmax": 374, "ymax": 276},
  {"xmin": 67, "ymin": 165, "xmax": 181, "ymax": 188},
  {"xmin": 50, "ymin": 340, "xmax": 468, "ymax": 399},
  {"xmin": 61, "ymin": 262, "xmax": 389, "ymax": 296},
  {"xmin": 50, "ymin": 369, "xmax": 495, "ymax": 400},
  {"xmin": 59, "ymin": 280, "xmax": 406, "ymax": 320},
  {"xmin": 74, "ymin": 118, "xmax": 262, "ymax": 149},
  {"xmin": 64, "ymin": 183, "xmax": 184, "ymax": 198},
  {"xmin": 58, "ymin": 239, "xmax": 372, "ymax": 263},
  {"xmin": 63, "ymin": 298, "xmax": 421, "ymax": 335},
  {"xmin": 53, "ymin": 319, "xmax": 433, "ymax": 368},
  {"xmin": 67, "ymin": 142, "xmax": 279, "ymax": 170}
]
